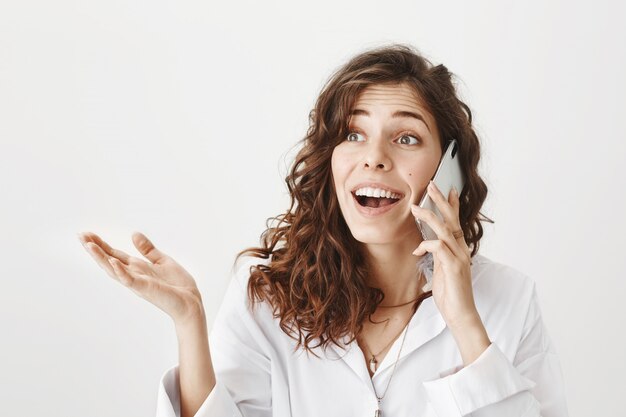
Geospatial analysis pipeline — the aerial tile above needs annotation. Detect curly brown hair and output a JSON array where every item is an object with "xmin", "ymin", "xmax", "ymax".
[{"xmin": 233, "ymin": 43, "xmax": 494, "ymax": 356}]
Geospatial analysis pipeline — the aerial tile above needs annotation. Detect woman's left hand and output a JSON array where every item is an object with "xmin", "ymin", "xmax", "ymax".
[{"xmin": 410, "ymin": 181, "xmax": 477, "ymax": 329}]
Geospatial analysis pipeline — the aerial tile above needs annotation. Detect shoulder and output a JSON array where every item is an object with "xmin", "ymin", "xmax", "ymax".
[
  {"xmin": 231, "ymin": 254, "xmax": 271, "ymax": 289},
  {"xmin": 209, "ymin": 255, "xmax": 276, "ymax": 350},
  {"xmin": 207, "ymin": 256, "xmax": 276, "ymax": 375},
  {"xmin": 470, "ymin": 253, "xmax": 535, "ymax": 300},
  {"xmin": 220, "ymin": 254, "xmax": 273, "ymax": 316}
]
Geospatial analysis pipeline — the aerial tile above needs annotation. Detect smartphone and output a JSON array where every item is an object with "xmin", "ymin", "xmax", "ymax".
[{"xmin": 415, "ymin": 139, "xmax": 465, "ymax": 241}]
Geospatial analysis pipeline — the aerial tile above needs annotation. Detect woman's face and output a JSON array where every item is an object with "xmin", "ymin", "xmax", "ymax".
[{"xmin": 331, "ymin": 82, "xmax": 442, "ymax": 246}]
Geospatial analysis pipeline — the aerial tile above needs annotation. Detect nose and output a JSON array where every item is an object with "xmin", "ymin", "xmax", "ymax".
[{"xmin": 362, "ymin": 141, "xmax": 392, "ymax": 171}]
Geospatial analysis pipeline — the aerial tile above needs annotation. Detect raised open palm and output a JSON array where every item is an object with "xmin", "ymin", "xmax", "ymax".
[{"xmin": 78, "ymin": 231, "xmax": 204, "ymax": 324}]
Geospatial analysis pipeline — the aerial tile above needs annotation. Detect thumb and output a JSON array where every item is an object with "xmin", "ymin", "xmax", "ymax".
[{"xmin": 132, "ymin": 231, "xmax": 167, "ymax": 264}]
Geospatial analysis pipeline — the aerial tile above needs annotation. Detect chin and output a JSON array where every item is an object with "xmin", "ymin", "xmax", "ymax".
[
  {"xmin": 346, "ymin": 218, "xmax": 421, "ymax": 247},
  {"xmin": 348, "ymin": 226, "xmax": 400, "ymax": 245}
]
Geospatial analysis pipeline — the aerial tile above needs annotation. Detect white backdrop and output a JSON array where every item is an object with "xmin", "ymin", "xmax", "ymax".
[{"xmin": 1, "ymin": 1, "xmax": 624, "ymax": 416}]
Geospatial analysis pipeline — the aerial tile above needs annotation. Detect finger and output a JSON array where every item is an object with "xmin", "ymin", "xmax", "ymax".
[
  {"xmin": 131, "ymin": 232, "xmax": 168, "ymax": 264},
  {"xmin": 443, "ymin": 186, "xmax": 472, "ymax": 257},
  {"xmin": 79, "ymin": 232, "xmax": 131, "ymax": 265},
  {"xmin": 416, "ymin": 181, "xmax": 470, "ymax": 256},
  {"xmin": 426, "ymin": 181, "xmax": 459, "ymax": 224},
  {"xmin": 411, "ymin": 204, "xmax": 467, "ymax": 260},
  {"xmin": 448, "ymin": 186, "xmax": 461, "ymax": 216},
  {"xmin": 412, "ymin": 239, "xmax": 458, "ymax": 268},
  {"xmin": 449, "ymin": 186, "xmax": 471, "ymax": 257},
  {"xmin": 109, "ymin": 258, "xmax": 153, "ymax": 294},
  {"xmin": 82, "ymin": 241, "xmax": 124, "ymax": 281}
]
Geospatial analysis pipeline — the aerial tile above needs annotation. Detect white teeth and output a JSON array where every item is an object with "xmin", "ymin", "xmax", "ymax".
[{"xmin": 354, "ymin": 187, "xmax": 401, "ymax": 199}]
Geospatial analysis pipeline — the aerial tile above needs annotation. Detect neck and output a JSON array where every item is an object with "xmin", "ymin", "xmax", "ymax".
[{"xmin": 362, "ymin": 230, "xmax": 425, "ymax": 306}]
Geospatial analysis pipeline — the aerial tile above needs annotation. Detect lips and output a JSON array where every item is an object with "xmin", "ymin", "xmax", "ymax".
[
  {"xmin": 350, "ymin": 191, "xmax": 403, "ymax": 217},
  {"xmin": 350, "ymin": 182, "xmax": 405, "ymax": 197}
]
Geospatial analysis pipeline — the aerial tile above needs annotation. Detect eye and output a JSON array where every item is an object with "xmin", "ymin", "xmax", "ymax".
[
  {"xmin": 396, "ymin": 132, "xmax": 421, "ymax": 145},
  {"xmin": 346, "ymin": 131, "xmax": 365, "ymax": 142}
]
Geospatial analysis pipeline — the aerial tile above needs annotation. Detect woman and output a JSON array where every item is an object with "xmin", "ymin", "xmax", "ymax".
[{"xmin": 78, "ymin": 44, "xmax": 569, "ymax": 417}]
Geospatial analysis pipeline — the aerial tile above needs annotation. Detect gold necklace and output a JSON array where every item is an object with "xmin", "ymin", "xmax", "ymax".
[
  {"xmin": 363, "ymin": 277, "xmax": 424, "ymax": 370},
  {"xmin": 373, "ymin": 318, "xmax": 411, "ymax": 417},
  {"xmin": 364, "ymin": 290, "xmax": 433, "ymax": 417},
  {"xmin": 359, "ymin": 314, "xmax": 413, "ymax": 374}
]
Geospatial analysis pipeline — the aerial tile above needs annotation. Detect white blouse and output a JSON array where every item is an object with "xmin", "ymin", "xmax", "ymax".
[{"xmin": 155, "ymin": 253, "xmax": 569, "ymax": 417}]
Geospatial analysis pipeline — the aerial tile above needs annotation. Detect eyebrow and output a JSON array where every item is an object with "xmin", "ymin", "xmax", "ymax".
[{"xmin": 349, "ymin": 108, "xmax": 431, "ymax": 133}]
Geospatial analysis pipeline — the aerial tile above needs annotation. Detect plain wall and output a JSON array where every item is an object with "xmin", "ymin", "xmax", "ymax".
[{"xmin": 1, "ymin": 0, "xmax": 624, "ymax": 415}]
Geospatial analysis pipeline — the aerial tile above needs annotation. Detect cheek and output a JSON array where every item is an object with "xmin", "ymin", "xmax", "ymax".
[
  {"xmin": 403, "ymin": 161, "xmax": 436, "ymax": 192},
  {"xmin": 331, "ymin": 149, "xmax": 351, "ymax": 185}
]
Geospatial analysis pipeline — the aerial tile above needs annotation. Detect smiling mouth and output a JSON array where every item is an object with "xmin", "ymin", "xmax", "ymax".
[{"xmin": 351, "ymin": 192, "xmax": 402, "ymax": 208}]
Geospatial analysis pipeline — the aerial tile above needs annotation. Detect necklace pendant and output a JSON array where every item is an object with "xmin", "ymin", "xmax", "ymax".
[
  {"xmin": 374, "ymin": 409, "xmax": 381, "ymax": 417},
  {"xmin": 369, "ymin": 357, "xmax": 378, "ymax": 374}
]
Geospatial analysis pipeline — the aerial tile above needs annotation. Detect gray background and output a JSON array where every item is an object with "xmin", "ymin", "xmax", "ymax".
[{"xmin": 1, "ymin": 0, "xmax": 624, "ymax": 415}]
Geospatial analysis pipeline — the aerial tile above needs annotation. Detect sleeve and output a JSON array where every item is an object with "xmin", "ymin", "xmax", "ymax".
[
  {"xmin": 155, "ymin": 260, "xmax": 273, "ymax": 417},
  {"xmin": 421, "ymin": 281, "xmax": 569, "ymax": 417}
]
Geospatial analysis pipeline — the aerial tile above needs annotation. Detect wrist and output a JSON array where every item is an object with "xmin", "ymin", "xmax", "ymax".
[
  {"xmin": 175, "ymin": 306, "xmax": 208, "ymax": 338},
  {"xmin": 448, "ymin": 313, "xmax": 491, "ymax": 366},
  {"xmin": 447, "ymin": 310, "xmax": 483, "ymax": 333}
]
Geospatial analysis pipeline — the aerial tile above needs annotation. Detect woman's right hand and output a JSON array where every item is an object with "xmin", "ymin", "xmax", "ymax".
[{"xmin": 78, "ymin": 231, "xmax": 204, "ymax": 324}]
